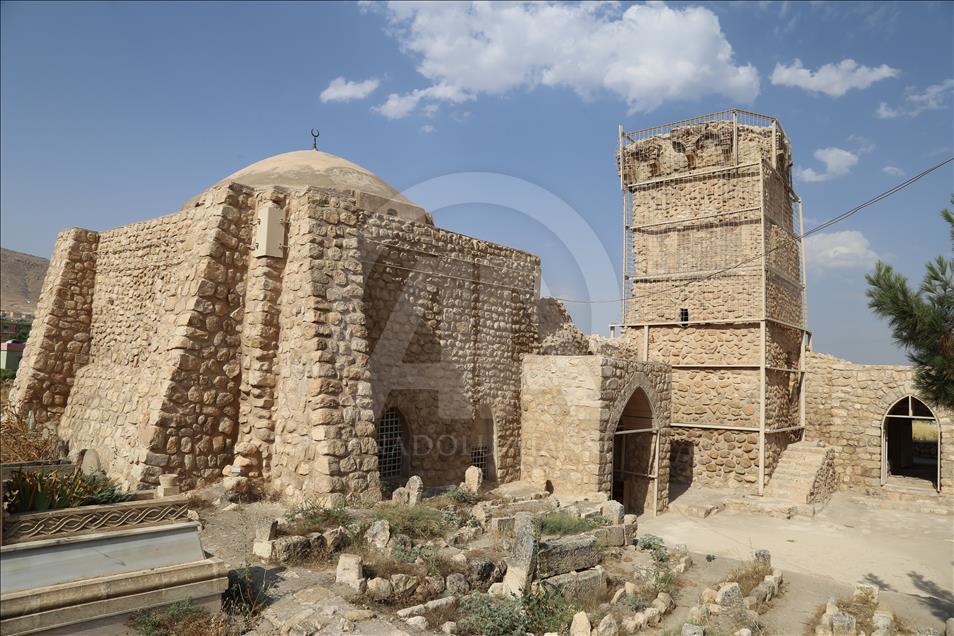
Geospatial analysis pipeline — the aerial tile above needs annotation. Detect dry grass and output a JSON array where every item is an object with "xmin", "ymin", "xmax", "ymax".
[
  {"xmin": 720, "ymin": 559, "xmax": 773, "ymax": 599},
  {"xmin": 128, "ymin": 600, "xmax": 243, "ymax": 636},
  {"xmin": 912, "ymin": 421, "xmax": 938, "ymax": 442},
  {"xmin": 372, "ymin": 503, "xmax": 452, "ymax": 539},
  {"xmin": 420, "ymin": 600, "xmax": 460, "ymax": 628},
  {"xmin": 0, "ymin": 404, "xmax": 61, "ymax": 464},
  {"xmin": 804, "ymin": 595, "xmax": 908, "ymax": 636}
]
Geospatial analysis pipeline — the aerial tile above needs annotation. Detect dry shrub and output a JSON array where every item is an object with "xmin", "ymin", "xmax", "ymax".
[
  {"xmin": 421, "ymin": 599, "xmax": 460, "ymax": 628},
  {"xmin": 373, "ymin": 503, "xmax": 450, "ymax": 539},
  {"xmin": 360, "ymin": 550, "xmax": 423, "ymax": 580},
  {"xmin": 0, "ymin": 405, "xmax": 61, "ymax": 464},
  {"xmin": 804, "ymin": 594, "xmax": 906, "ymax": 636},
  {"xmin": 721, "ymin": 559, "xmax": 773, "ymax": 598},
  {"xmin": 129, "ymin": 600, "xmax": 241, "ymax": 636}
]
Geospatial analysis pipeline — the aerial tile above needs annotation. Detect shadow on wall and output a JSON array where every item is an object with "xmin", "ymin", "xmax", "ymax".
[{"xmin": 669, "ymin": 440, "xmax": 695, "ymax": 490}]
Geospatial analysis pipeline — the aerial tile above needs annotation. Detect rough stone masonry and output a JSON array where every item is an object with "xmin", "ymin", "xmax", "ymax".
[{"xmin": 13, "ymin": 115, "xmax": 951, "ymax": 507}]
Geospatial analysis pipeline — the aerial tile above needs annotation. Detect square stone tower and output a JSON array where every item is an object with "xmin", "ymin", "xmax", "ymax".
[{"xmin": 615, "ymin": 110, "xmax": 807, "ymax": 493}]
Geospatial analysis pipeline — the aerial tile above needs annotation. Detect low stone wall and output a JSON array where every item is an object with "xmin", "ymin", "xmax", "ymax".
[
  {"xmin": 519, "ymin": 354, "xmax": 671, "ymax": 514},
  {"xmin": 804, "ymin": 351, "xmax": 953, "ymax": 495}
]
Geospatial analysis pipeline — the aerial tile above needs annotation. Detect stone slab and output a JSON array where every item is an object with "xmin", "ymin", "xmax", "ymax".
[
  {"xmin": 0, "ymin": 522, "xmax": 205, "ymax": 594},
  {"xmin": 536, "ymin": 534, "xmax": 600, "ymax": 577}
]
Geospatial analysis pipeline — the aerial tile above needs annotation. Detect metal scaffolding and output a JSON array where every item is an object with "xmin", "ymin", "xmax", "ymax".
[{"xmin": 611, "ymin": 109, "xmax": 809, "ymax": 495}]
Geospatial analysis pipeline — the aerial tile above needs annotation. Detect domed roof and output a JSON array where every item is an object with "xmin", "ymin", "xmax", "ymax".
[
  {"xmin": 188, "ymin": 150, "xmax": 430, "ymax": 224},
  {"xmin": 222, "ymin": 150, "xmax": 411, "ymax": 201}
]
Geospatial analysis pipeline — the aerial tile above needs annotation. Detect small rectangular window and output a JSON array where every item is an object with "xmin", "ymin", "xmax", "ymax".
[{"xmin": 679, "ymin": 308, "xmax": 689, "ymax": 323}]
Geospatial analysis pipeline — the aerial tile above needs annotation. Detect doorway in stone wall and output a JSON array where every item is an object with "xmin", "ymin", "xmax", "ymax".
[
  {"xmin": 881, "ymin": 396, "xmax": 940, "ymax": 491},
  {"xmin": 469, "ymin": 405, "xmax": 498, "ymax": 485},
  {"xmin": 612, "ymin": 387, "xmax": 657, "ymax": 515}
]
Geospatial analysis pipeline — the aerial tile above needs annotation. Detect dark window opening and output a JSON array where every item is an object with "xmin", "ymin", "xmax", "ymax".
[
  {"xmin": 378, "ymin": 409, "xmax": 404, "ymax": 480},
  {"xmin": 679, "ymin": 308, "xmax": 689, "ymax": 323}
]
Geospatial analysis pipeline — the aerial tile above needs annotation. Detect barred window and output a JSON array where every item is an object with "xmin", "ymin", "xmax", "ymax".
[
  {"xmin": 470, "ymin": 445, "xmax": 489, "ymax": 476},
  {"xmin": 378, "ymin": 409, "xmax": 404, "ymax": 479}
]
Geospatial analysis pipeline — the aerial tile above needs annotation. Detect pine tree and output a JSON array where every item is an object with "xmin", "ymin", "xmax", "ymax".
[{"xmin": 865, "ymin": 196, "xmax": 954, "ymax": 408}]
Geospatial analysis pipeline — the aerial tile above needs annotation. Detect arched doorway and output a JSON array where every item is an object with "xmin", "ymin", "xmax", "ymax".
[
  {"xmin": 882, "ymin": 396, "xmax": 939, "ymax": 491},
  {"xmin": 378, "ymin": 408, "xmax": 410, "ymax": 485},
  {"xmin": 469, "ymin": 405, "xmax": 497, "ymax": 484},
  {"xmin": 612, "ymin": 387, "xmax": 657, "ymax": 515}
]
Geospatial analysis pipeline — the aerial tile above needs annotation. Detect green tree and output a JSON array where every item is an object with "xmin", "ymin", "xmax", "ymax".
[{"xmin": 865, "ymin": 196, "xmax": 954, "ymax": 408}]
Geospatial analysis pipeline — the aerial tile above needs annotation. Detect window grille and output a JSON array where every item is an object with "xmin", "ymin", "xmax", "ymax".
[
  {"xmin": 378, "ymin": 409, "xmax": 403, "ymax": 479},
  {"xmin": 679, "ymin": 308, "xmax": 689, "ymax": 323},
  {"xmin": 470, "ymin": 445, "xmax": 489, "ymax": 476}
]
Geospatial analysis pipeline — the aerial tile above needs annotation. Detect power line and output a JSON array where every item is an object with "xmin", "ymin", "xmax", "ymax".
[{"xmin": 555, "ymin": 157, "xmax": 954, "ymax": 305}]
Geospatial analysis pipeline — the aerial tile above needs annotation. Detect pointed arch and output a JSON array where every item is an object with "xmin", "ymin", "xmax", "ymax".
[{"xmin": 882, "ymin": 395, "xmax": 939, "ymax": 491}]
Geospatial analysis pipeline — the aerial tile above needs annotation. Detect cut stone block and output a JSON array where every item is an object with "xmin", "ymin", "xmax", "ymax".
[
  {"xmin": 335, "ymin": 553, "xmax": 364, "ymax": 591},
  {"xmin": 540, "ymin": 566, "xmax": 606, "ymax": 605},
  {"xmin": 537, "ymin": 533, "xmax": 600, "ymax": 577}
]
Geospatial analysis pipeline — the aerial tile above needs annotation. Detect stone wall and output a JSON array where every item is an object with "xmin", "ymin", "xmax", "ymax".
[
  {"xmin": 53, "ymin": 187, "xmax": 252, "ymax": 489},
  {"xmin": 804, "ymin": 351, "xmax": 954, "ymax": 495},
  {"xmin": 619, "ymin": 121, "xmax": 788, "ymax": 185},
  {"xmin": 648, "ymin": 324, "xmax": 759, "ymax": 366},
  {"xmin": 14, "ymin": 180, "xmax": 542, "ymax": 503},
  {"xmin": 11, "ymin": 228, "xmax": 98, "ymax": 426},
  {"xmin": 359, "ymin": 211, "xmax": 541, "ymax": 488},
  {"xmin": 520, "ymin": 355, "xmax": 671, "ymax": 514},
  {"xmin": 669, "ymin": 427, "xmax": 760, "ymax": 488},
  {"xmin": 622, "ymin": 114, "xmax": 803, "ymax": 493}
]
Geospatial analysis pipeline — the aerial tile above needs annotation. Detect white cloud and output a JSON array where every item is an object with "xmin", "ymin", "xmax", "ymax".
[
  {"xmin": 370, "ymin": 2, "xmax": 759, "ymax": 118},
  {"xmin": 877, "ymin": 79, "xmax": 954, "ymax": 118},
  {"xmin": 420, "ymin": 124, "xmax": 436, "ymax": 134},
  {"xmin": 906, "ymin": 79, "xmax": 954, "ymax": 113},
  {"xmin": 805, "ymin": 230, "xmax": 878, "ymax": 271},
  {"xmin": 373, "ymin": 84, "xmax": 471, "ymax": 119},
  {"xmin": 847, "ymin": 134, "xmax": 875, "ymax": 155},
  {"xmin": 320, "ymin": 77, "xmax": 380, "ymax": 103},
  {"xmin": 795, "ymin": 147, "xmax": 859, "ymax": 182},
  {"xmin": 770, "ymin": 58, "xmax": 898, "ymax": 97},
  {"xmin": 882, "ymin": 165, "xmax": 905, "ymax": 177},
  {"xmin": 875, "ymin": 102, "xmax": 899, "ymax": 119}
]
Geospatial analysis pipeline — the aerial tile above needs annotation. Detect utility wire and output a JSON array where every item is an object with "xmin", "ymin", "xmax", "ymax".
[{"xmin": 555, "ymin": 157, "xmax": 954, "ymax": 305}]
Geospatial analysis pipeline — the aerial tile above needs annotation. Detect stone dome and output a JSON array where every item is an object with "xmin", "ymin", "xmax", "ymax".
[{"xmin": 188, "ymin": 150, "xmax": 430, "ymax": 224}]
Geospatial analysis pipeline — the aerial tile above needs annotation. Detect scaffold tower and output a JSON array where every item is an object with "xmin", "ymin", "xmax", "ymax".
[{"xmin": 612, "ymin": 109, "xmax": 809, "ymax": 494}]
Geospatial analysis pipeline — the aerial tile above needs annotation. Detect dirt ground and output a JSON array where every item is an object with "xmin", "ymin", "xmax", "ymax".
[
  {"xmin": 189, "ymin": 484, "xmax": 953, "ymax": 634},
  {"xmin": 641, "ymin": 488, "xmax": 954, "ymax": 632}
]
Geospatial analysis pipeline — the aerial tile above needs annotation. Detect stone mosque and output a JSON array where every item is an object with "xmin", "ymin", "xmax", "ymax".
[{"xmin": 12, "ymin": 109, "xmax": 951, "ymax": 512}]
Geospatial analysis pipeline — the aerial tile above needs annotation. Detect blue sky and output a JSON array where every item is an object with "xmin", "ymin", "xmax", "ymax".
[{"xmin": 1, "ymin": 1, "xmax": 951, "ymax": 364}]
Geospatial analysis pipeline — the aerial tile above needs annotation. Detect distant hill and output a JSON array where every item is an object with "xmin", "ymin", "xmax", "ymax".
[{"xmin": 1, "ymin": 247, "xmax": 49, "ymax": 316}]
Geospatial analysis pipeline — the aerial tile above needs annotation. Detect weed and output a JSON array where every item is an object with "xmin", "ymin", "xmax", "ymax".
[
  {"xmin": 637, "ymin": 533, "xmax": 664, "ymax": 551},
  {"xmin": 650, "ymin": 546, "xmax": 670, "ymax": 563},
  {"xmin": 458, "ymin": 593, "xmax": 528, "ymax": 636},
  {"xmin": 129, "ymin": 600, "xmax": 235, "ymax": 636},
  {"xmin": 3, "ymin": 468, "xmax": 132, "ymax": 513},
  {"xmin": 524, "ymin": 588, "xmax": 579, "ymax": 633},
  {"xmin": 373, "ymin": 504, "xmax": 449, "ymax": 539},
  {"xmin": 284, "ymin": 501, "xmax": 353, "ymax": 534},
  {"xmin": 653, "ymin": 566, "xmax": 678, "ymax": 595},
  {"xmin": 223, "ymin": 566, "xmax": 269, "ymax": 621},
  {"xmin": 446, "ymin": 484, "xmax": 479, "ymax": 505},
  {"xmin": 0, "ymin": 405, "xmax": 61, "ymax": 464},
  {"xmin": 622, "ymin": 593, "xmax": 650, "ymax": 612},
  {"xmin": 539, "ymin": 511, "xmax": 604, "ymax": 535},
  {"xmin": 706, "ymin": 554, "xmax": 717, "ymax": 562}
]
